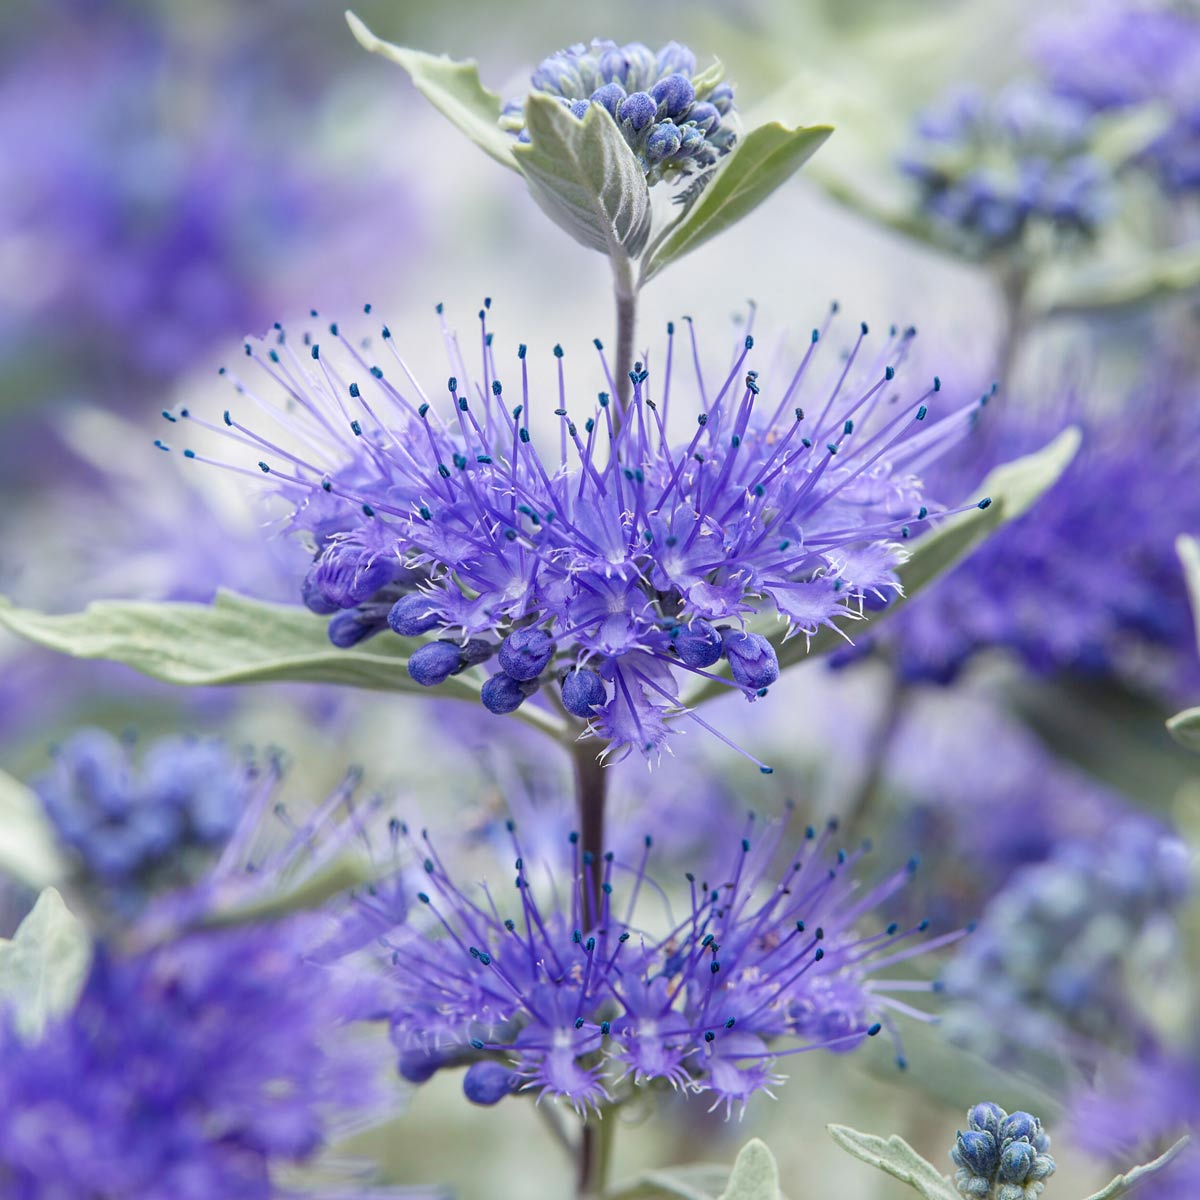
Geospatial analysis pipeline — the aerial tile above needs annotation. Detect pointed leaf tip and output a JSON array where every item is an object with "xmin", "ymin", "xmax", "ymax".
[{"xmin": 720, "ymin": 1138, "xmax": 780, "ymax": 1200}]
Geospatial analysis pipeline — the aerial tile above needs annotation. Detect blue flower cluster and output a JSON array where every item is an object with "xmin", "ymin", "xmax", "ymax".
[
  {"xmin": 0, "ymin": 924, "xmax": 395, "ymax": 1200},
  {"xmin": 499, "ymin": 40, "xmax": 737, "ymax": 186},
  {"xmin": 172, "ymin": 305, "xmax": 985, "ymax": 766},
  {"xmin": 32, "ymin": 729, "xmax": 255, "ymax": 907},
  {"xmin": 1038, "ymin": 0, "xmax": 1200, "ymax": 193},
  {"xmin": 869, "ymin": 380, "xmax": 1200, "ymax": 697},
  {"xmin": 941, "ymin": 816, "xmax": 1191, "ymax": 1059},
  {"xmin": 899, "ymin": 83, "xmax": 1110, "ymax": 255},
  {"xmin": 383, "ymin": 813, "xmax": 964, "ymax": 1117},
  {"xmin": 951, "ymin": 1103, "xmax": 1056, "ymax": 1200}
]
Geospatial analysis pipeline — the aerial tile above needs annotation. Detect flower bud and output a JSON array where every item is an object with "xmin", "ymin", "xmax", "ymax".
[
  {"xmin": 407, "ymin": 640, "xmax": 464, "ymax": 687},
  {"xmin": 650, "ymin": 73, "xmax": 695, "ymax": 117},
  {"xmin": 387, "ymin": 593, "xmax": 443, "ymax": 637},
  {"xmin": 481, "ymin": 672, "xmax": 539, "ymax": 714},
  {"xmin": 499, "ymin": 628, "xmax": 555, "ymax": 681},
  {"xmin": 645, "ymin": 122, "xmax": 683, "ymax": 160},
  {"xmin": 618, "ymin": 91, "xmax": 657, "ymax": 131},
  {"xmin": 721, "ymin": 630, "xmax": 780, "ymax": 691},
  {"xmin": 463, "ymin": 1061, "xmax": 519, "ymax": 1106},
  {"xmin": 561, "ymin": 667, "xmax": 606, "ymax": 717},
  {"xmin": 672, "ymin": 619, "xmax": 723, "ymax": 668}
]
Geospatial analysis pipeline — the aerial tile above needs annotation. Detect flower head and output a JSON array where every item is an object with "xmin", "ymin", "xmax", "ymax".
[
  {"xmin": 899, "ymin": 82, "xmax": 1110, "ymax": 255},
  {"xmin": 951, "ymin": 1102, "xmax": 1056, "ymax": 1200},
  {"xmin": 1037, "ymin": 1, "xmax": 1200, "ymax": 193},
  {"xmin": 0, "ymin": 922, "xmax": 388, "ymax": 1200},
  {"xmin": 499, "ymin": 40, "xmax": 737, "ymax": 187},
  {"xmin": 381, "ymin": 811, "xmax": 964, "ymax": 1117},
  {"xmin": 170, "ymin": 303, "xmax": 985, "ymax": 767}
]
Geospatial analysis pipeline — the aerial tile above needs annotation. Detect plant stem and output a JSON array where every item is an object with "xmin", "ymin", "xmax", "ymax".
[
  {"xmin": 576, "ymin": 1115, "xmax": 615, "ymax": 1199},
  {"xmin": 571, "ymin": 738, "xmax": 608, "ymax": 921},
  {"xmin": 612, "ymin": 254, "xmax": 638, "ymax": 420},
  {"xmin": 994, "ymin": 262, "xmax": 1030, "ymax": 389}
]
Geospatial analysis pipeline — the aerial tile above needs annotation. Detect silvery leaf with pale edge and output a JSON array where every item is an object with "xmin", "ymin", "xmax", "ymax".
[
  {"xmin": 0, "ymin": 887, "xmax": 90, "ymax": 1042},
  {"xmin": 1082, "ymin": 1136, "xmax": 1192, "ymax": 1200},
  {"xmin": 827, "ymin": 1125, "xmax": 959, "ymax": 1200},
  {"xmin": 0, "ymin": 769, "xmax": 68, "ymax": 890},
  {"xmin": 1169, "ymin": 534, "xmax": 1200, "ymax": 750}
]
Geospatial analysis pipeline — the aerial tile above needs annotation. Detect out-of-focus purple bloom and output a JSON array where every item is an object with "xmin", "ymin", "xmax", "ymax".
[
  {"xmin": 381, "ymin": 812, "xmax": 965, "ymax": 1117},
  {"xmin": 1037, "ymin": 1, "xmax": 1200, "ymax": 193},
  {"xmin": 899, "ymin": 82, "xmax": 1111, "ymax": 256},
  {"xmin": 862, "ymin": 380, "xmax": 1200, "ymax": 700},
  {"xmin": 941, "ymin": 814, "xmax": 1191, "ymax": 1063},
  {"xmin": 0, "ymin": 922, "xmax": 390, "ymax": 1200},
  {"xmin": 499, "ymin": 39, "xmax": 737, "ymax": 188},
  {"xmin": 168, "ymin": 304, "xmax": 985, "ymax": 766}
]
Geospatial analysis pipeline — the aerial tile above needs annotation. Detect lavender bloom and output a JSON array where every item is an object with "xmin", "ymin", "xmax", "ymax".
[
  {"xmin": 951, "ymin": 1103, "xmax": 1056, "ymax": 1200},
  {"xmin": 941, "ymin": 816, "xmax": 1191, "ymax": 1063},
  {"xmin": 170, "ymin": 304, "xmax": 985, "ymax": 766},
  {"xmin": 499, "ymin": 39, "xmax": 738, "ymax": 187},
  {"xmin": 0, "ymin": 922, "xmax": 397, "ymax": 1200},
  {"xmin": 865, "ymin": 381, "xmax": 1200, "ymax": 699},
  {"xmin": 1037, "ymin": 1, "xmax": 1200, "ymax": 193},
  {"xmin": 31, "ymin": 729, "xmax": 258, "ymax": 912},
  {"xmin": 899, "ymin": 83, "xmax": 1110, "ymax": 256},
  {"xmin": 382, "ymin": 812, "xmax": 965, "ymax": 1117}
]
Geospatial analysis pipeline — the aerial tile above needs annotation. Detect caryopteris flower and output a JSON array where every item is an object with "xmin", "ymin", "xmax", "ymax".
[
  {"xmin": 168, "ymin": 303, "xmax": 987, "ymax": 767},
  {"xmin": 381, "ymin": 811, "xmax": 965, "ymax": 1117},
  {"xmin": 0, "ymin": 923, "xmax": 394, "ymax": 1200},
  {"xmin": 940, "ymin": 816, "xmax": 1191, "ymax": 1061},
  {"xmin": 499, "ymin": 39, "xmax": 737, "ymax": 186},
  {"xmin": 899, "ymin": 82, "xmax": 1110, "ymax": 255},
  {"xmin": 1037, "ymin": 0, "xmax": 1200, "ymax": 193},
  {"xmin": 951, "ymin": 1103, "xmax": 1056, "ymax": 1200},
  {"xmin": 32, "ymin": 729, "xmax": 258, "ymax": 911}
]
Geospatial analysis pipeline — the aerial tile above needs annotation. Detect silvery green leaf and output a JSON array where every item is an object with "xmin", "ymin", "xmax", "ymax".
[
  {"xmin": 1083, "ymin": 1136, "xmax": 1192, "ymax": 1200},
  {"xmin": 0, "ymin": 887, "xmax": 90, "ymax": 1041},
  {"xmin": 0, "ymin": 769, "xmax": 68, "ymax": 890},
  {"xmin": 606, "ymin": 1163, "xmax": 729, "ymax": 1200},
  {"xmin": 0, "ymin": 590, "xmax": 567, "ymax": 740},
  {"xmin": 1030, "ymin": 242, "xmax": 1200, "ymax": 318},
  {"xmin": 690, "ymin": 59, "xmax": 726, "ymax": 102},
  {"xmin": 827, "ymin": 1125, "xmax": 958, "ymax": 1200},
  {"xmin": 344, "ymin": 12, "xmax": 516, "ymax": 170},
  {"xmin": 720, "ymin": 1139, "xmax": 781, "ymax": 1200},
  {"xmin": 514, "ymin": 92, "xmax": 652, "ymax": 260},
  {"xmin": 1168, "ymin": 706, "xmax": 1200, "ymax": 751},
  {"xmin": 641, "ymin": 120, "xmax": 833, "ymax": 283},
  {"xmin": 1089, "ymin": 101, "xmax": 1171, "ymax": 169},
  {"xmin": 682, "ymin": 427, "xmax": 1080, "ymax": 708},
  {"xmin": 1180, "ymin": 534, "xmax": 1200, "ymax": 649}
]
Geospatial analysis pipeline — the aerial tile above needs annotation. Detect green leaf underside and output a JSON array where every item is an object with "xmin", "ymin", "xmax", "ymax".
[
  {"xmin": 0, "ymin": 770, "xmax": 69, "ymax": 890},
  {"xmin": 1084, "ymin": 1136, "xmax": 1192, "ymax": 1200},
  {"xmin": 0, "ymin": 590, "xmax": 565, "ymax": 738},
  {"xmin": 719, "ymin": 1139, "xmax": 781, "ymax": 1200},
  {"xmin": 682, "ymin": 427, "xmax": 1080, "ymax": 708},
  {"xmin": 514, "ymin": 92, "xmax": 652, "ymax": 259},
  {"xmin": 0, "ymin": 887, "xmax": 90, "ymax": 1042},
  {"xmin": 344, "ymin": 12, "xmax": 516, "ymax": 170},
  {"xmin": 643, "ymin": 122, "xmax": 833, "ymax": 283},
  {"xmin": 827, "ymin": 1125, "xmax": 958, "ymax": 1200},
  {"xmin": 606, "ymin": 1164, "xmax": 730, "ymax": 1200}
]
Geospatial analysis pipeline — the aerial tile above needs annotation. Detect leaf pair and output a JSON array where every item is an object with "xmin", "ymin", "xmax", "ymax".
[
  {"xmin": 607, "ymin": 1138, "xmax": 782, "ymax": 1200},
  {"xmin": 345, "ymin": 12, "xmax": 831, "ymax": 285}
]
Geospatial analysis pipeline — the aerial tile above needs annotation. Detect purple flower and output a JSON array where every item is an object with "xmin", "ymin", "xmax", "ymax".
[
  {"xmin": 171, "ymin": 305, "xmax": 984, "ymax": 766},
  {"xmin": 1037, "ymin": 1, "xmax": 1200, "ymax": 193},
  {"xmin": 866, "ymin": 377, "xmax": 1200, "ymax": 699},
  {"xmin": 0, "ymin": 923, "xmax": 384, "ymax": 1200},
  {"xmin": 498, "ymin": 39, "xmax": 737, "ymax": 187},
  {"xmin": 899, "ymin": 82, "xmax": 1111, "ymax": 255},
  {"xmin": 380, "ymin": 811, "xmax": 965, "ymax": 1117}
]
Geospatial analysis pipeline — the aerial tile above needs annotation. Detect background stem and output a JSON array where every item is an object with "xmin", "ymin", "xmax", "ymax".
[
  {"xmin": 843, "ymin": 667, "xmax": 908, "ymax": 840},
  {"xmin": 571, "ymin": 738, "xmax": 608, "ymax": 920},
  {"xmin": 612, "ymin": 254, "xmax": 638, "ymax": 419},
  {"xmin": 576, "ymin": 1116, "xmax": 615, "ymax": 1199}
]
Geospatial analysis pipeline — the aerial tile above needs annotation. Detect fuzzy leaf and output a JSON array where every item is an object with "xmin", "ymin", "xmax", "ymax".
[
  {"xmin": 1084, "ymin": 1136, "xmax": 1192, "ymax": 1200},
  {"xmin": 607, "ymin": 1164, "xmax": 730, "ymax": 1200},
  {"xmin": 0, "ymin": 770, "xmax": 68, "ymax": 891},
  {"xmin": 0, "ymin": 591, "xmax": 567, "ymax": 738},
  {"xmin": 513, "ymin": 92, "xmax": 652, "ymax": 259},
  {"xmin": 201, "ymin": 855, "xmax": 375, "ymax": 929},
  {"xmin": 1168, "ymin": 707, "xmax": 1200, "ymax": 751},
  {"xmin": 720, "ymin": 1139, "xmax": 781, "ymax": 1200},
  {"xmin": 682, "ymin": 427, "xmax": 1080, "ymax": 708},
  {"xmin": 344, "ymin": 12, "xmax": 516, "ymax": 170},
  {"xmin": 1031, "ymin": 242, "xmax": 1200, "ymax": 318},
  {"xmin": 827, "ymin": 1125, "xmax": 958, "ymax": 1200},
  {"xmin": 0, "ymin": 887, "xmax": 90, "ymax": 1041},
  {"xmin": 642, "ymin": 120, "xmax": 833, "ymax": 283}
]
